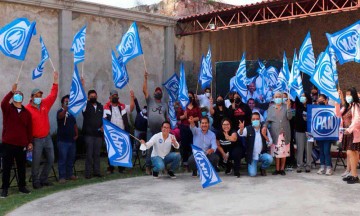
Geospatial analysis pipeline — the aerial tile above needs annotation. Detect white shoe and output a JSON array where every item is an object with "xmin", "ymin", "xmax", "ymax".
[
  {"xmin": 341, "ymin": 170, "xmax": 350, "ymax": 177},
  {"xmin": 325, "ymin": 168, "xmax": 333, "ymax": 176},
  {"xmin": 317, "ymin": 168, "xmax": 325, "ymax": 175}
]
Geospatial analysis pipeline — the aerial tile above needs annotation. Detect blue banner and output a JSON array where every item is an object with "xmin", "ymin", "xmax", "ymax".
[
  {"xmin": 289, "ymin": 50, "xmax": 303, "ymax": 99},
  {"xmin": 191, "ymin": 145, "xmax": 222, "ymax": 189},
  {"xmin": 168, "ymin": 99, "xmax": 177, "ymax": 130},
  {"xmin": 68, "ymin": 64, "xmax": 87, "ymax": 116},
  {"xmin": 307, "ymin": 105, "xmax": 340, "ymax": 141},
  {"xmin": 326, "ymin": 20, "xmax": 360, "ymax": 65},
  {"xmin": 274, "ymin": 51, "xmax": 290, "ymax": 93},
  {"xmin": 198, "ymin": 55, "xmax": 212, "ymax": 89},
  {"xmin": 310, "ymin": 49, "xmax": 340, "ymax": 103},
  {"xmin": 178, "ymin": 62, "xmax": 189, "ymax": 110},
  {"xmin": 327, "ymin": 46, "xmax": 338, "ymax": 85},
  {"xmin": 32, "ymin": 36, "xmax": 50, "ymax": 80},
  {"xmin": 163, "ymin": 73, "xmax": 180, "ymax": 101},
  {"xmin": 116, "ymin": 22, "xmax": 143, "ymax": 64},
  {"xmin": 70, "ymin": 25, "xmax": 86, "ymax": 65},
  {"xmin": 263, "ymin": 66, "xmax": 278, "ymax": 89},
  {"xmin": 233, "ymin": 52, "xmax": 250, "ymax": 103},
  {"xmin": 103, "ymin": 119, "xmax": 133, "ymax": 168},
  {"xmin": 112, "ymin": 51, "xmax": 129, "ymax": 89},
  {"xmin": 0, "ymin": 17, "xmax": 36, "ymax": 61},
  {"xmin": 298, "ymin": 31, "xmax": 316, "ymax": 76}
]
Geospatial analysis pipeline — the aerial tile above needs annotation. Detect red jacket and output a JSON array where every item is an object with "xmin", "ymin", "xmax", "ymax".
[
  {"xmin": 26, "ymin": 84, "xmax": 58, "ymax": 138},
  {"xmin": 1, "ymin": 91, "xmax": 32, "ymax": 146}
]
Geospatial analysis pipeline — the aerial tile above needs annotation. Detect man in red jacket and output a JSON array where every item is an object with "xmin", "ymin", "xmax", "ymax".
[
  {"xmin": 1, "ymin": 84, "xmax": 33, "ymax": 198},
  {"xmin": 26, "ymin": 71, "xmax": 58, "ymax": 189}
]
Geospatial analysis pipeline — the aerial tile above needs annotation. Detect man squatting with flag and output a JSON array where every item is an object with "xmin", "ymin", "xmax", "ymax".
[{"xmin": 140, "ymin": 121, "xmax": 181, "ymax": 178}]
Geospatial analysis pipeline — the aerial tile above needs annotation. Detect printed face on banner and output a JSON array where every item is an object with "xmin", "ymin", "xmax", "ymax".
[
  {"xmin": 336, "ymin": 29, "xmax": 359, "ymax": 56},
  {"xmin": 106, "ymin": 126, "xmax": 131, "ymax": 161}
]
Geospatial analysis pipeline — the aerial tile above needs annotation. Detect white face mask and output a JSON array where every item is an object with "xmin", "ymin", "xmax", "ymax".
[
  {"xmin": 205, "ymin": 92, "xmax": 211, "ymax": 98},
  {"xmin": 142, "ymin": 108, "xmax": 147, "ymax": 115}
]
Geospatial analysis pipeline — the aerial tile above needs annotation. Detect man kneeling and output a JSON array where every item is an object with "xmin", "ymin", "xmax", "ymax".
[
  {"xmin": 238, "ymin": 112, "xmax": 273, "ymax": 177},
  {"xmin": 140, "ymin": 121, "xmax": 181, "ymax": 179}
]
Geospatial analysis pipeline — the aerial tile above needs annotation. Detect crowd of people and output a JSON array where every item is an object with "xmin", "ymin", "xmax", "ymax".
[{"xmin": 1, "ymin": 70, "xmax": 360, "ymax": 198}]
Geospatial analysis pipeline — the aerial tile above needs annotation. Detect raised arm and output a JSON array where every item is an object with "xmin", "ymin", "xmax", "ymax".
[
  {"xmin": 42, "ymin": 71, "xmax": 59, "ymax": 109},
  {"xmin": 129, "ymin": 90, "xmax": 135, "ymax": 112},
  {"xmin": 1, "ymin": 84, "xmax": 16, "ymax": 112},
  {"xmin": 142, "ymin": 71, "xmax": 149, "ymax": 99}
]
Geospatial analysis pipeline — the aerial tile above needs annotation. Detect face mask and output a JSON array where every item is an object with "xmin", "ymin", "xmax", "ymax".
[
  {"xmin": 64, "ymin": 101, "xmax": 69, "ymax": 106},
  {"xmin": 230, "ymin": 98, "xmax": 234, "ymax": 103},
  {"xmin": 205, "ymin": 92, "xmax": 211, "ymax": 98},
  {"xmin": 300, "ymin": 96, "xmax": 307, "ymax": 104},
  {"xmin": 216, "ymin": 100, "xmax": 224, "ymax": 106},
  {"xmin": 13, "ymin": 94, "xmax": 23, "ymax": 103},
  {"xmin": 346, "ymin": 96, "xmax": 353, "ymax": 104},
  {"xmin": 33, "ymin": 97, "xmax": 42, "ymax": 105},
  {"xmin": 89, "ymin": 98, "xmax": 97, "ymax": 104},
  {"xmin": 154, "ymin": 92, "xmax": 162, "ymax": 100},
  {"xmin": 111, "ymin": 97, "xmax": 119, "ymax": 104},
  {"xmin": 252, "ymin": 120, "xmax": 260, "ymax": 127},
  {"xmin": 282, "ymin": 98, "xmax": 288, "ymax": 103},
  {"xmin": 142, "ymin": 108, "xmax": 147, "ymax": 115},
  {"xmin": 274, "ymin": 98, "xmax": 282, "ymax": 105},
  {"xmin": 235, "ymin": 98, "xmax": 241, "ymax": 104},
  {"xmin": 201, "ymin": 111, "xmax": 207, "ymax": 116}
]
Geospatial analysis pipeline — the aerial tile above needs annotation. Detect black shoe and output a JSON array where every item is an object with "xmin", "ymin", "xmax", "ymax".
[
  {"xmin": 343, "ymin": 175, "xmax": 352, "ymax": 181},
  {"xmin": 19, "ymin": 187, "xmax": 31, "ymax": 194},
  {"xmin": 234, "ymin": 172, "xmax": 240, "ymax": 178},
  {"xmin": 118, "ymin": 167, "xmax": 125, "ymax": 173},
  {"xmin": 260, "ymin": 168, "xmax": 267, "ymax": 176},
  {"xmin": 347, "ymin": 176, "xmax": 360, "ymax": 184},
  {"xmin": 153, "ymin": 171, "xmax": 159, "ymax": 179},
  {"xmin": 280, "ymin": 170, "xmax": 286, "ymax": 176},
  {"xmin": 41, "ymin": 182, "xmax": 54, "ymax": 187},
  {"xmin": 94, "ymin": 174, "xmax": 103, "ymax": 178},
  {"xmin": 1, "ymin": 189, "xmax": 8, "ymax": 198},
  {"xmin": 192, "ymin": 170, "xmax": 197, "ymax": 177},
  {"xmin": 272, "ymin": 170, "xmax": 279, "ymax": 175},
  {"xmin": 168, "ymin": 171, "xmax": 176, "ymax": 179},
  {"xmin": 33, "ymin": 183, "xmax": 42, "ymax": 189},
  {"xmin": 225, "ymin": 167, "xmax": 232, "ymax": 175}
]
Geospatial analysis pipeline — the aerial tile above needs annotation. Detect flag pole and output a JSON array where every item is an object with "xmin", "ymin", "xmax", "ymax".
[
  {"xmin": 82, "ymin": 61, "xmax": 84, "ymax": 77},
  {"xmin": 49, "ymin": 58, "xmax": 56, "ymax": 71},
  {"xmin": 195, "ymin": 81, "xmax": 199, "ymax": 95},
  {"xmin": 142, "ymin": 55, "xmax": 147, "ymax": 72},
  {"xmin": 16, "ymin": 61, "xmax": 25, "ymax": 84},
  {"xmin": 129, "ymin": 133, "xmax": 141, "ymax": 142}
]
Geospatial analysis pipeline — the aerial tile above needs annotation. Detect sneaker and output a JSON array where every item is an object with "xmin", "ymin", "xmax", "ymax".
[
  {"xmin": 280, "ymin": 170, "xmax": 286, "ymax": 176},
  {"xmin": 59, "ymin": 179, "xmax": 66, "ymax": 184},
  {"xmin": 192, "ymin": 170, "xmax": 197, "ymax": 177},
  {"xmin": 225, "ymin": 167, "xmax": 232, "ymax": 175},
  {"xmin": 1, "ymin": 189, "xmax": 8, "ymax": 198},
  {"xmin": 317, "ymin": 168, "xmax": 325, "ymax": 175},
  {"xmin": 347, "ymin": 176, "xmax": 360, "ymax": 184},
  {"xmin": 153, "ymin": 171, "xmax": 159, "ymax": 179},
  {"xmin": 341, "ymin": 170, "xmax": 350, "ymax": 177},
  {"xmin": 296, "ymin": 167, "xmax": 303, "ymax": 173},
  {"xmin": 19, "ymin": 187, "xmax": 31, "ymax": 194},
  {"xmin": 260, "ymin": 168, "xmax": 267, "ymax": 176},
  {"xmin": 33, "ymin": 183, "xmax": 42, "ymax": 189},
  {"xmin": 168, "ymin": 171, "xmax": 176, "ymax": 179},
  {"xmin": 305, "ymin": 166, "xmax": 311, "ymax": 173},
  {"xmin": 343, "ymin": 175, "xmax": 353, "ymax": 181},
  {"xmin": 41, "ymin": 182, "xmax": 54, "ymax": 186},
  {"xmin": 272, "ymin": 170, "xmax": 279, "ymax": 175},
  {"xmin": 325, "ymin": 168, "xmax": 333, "ymax": 176}
]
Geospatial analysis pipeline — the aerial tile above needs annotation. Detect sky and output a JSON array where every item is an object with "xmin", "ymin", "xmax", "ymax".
[{"xmin": 81, "ymin": 0, "xmax": 263, "ymax": 9}]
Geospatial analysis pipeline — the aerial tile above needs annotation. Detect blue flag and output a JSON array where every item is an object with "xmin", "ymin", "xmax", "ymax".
[
  {"xmin": 0, "ymin": 17, "xmax": 36, "ymax": 61},
  {"xmin": 32, "ymin": 36, "xmax": 50, "ymax": 80},
  {"xmin": 326, "ymin": 20, "xmax": 360, "ymax": 65},
  {"xmin": 116, "ymin": 22, "xmax": 143, "ymax": 64},
  {"xmin": 298, "ymin": 32, "xmax": 315, "ymax": 76},
  {"xmin": 257, "ymin": 60, "xmax": 266, "ymax": 95},
  {"xmin": 70, "ymin": 25, "xmax": 86, "ymax": 65},
  {"xmin": 191, "ymin": 145, "xmax": 222, "ymax": 188},
  {"xmin": 263, "ymin": 66, "xmax": 278, "ymax": 89},
  {"xmin": 274, "ymin": 52, "xmax": 290, "ymax": 93},
  {"xmin": 68, "ymin": 64, "xmax": 87, "ymax": 116},
  {"xmin": 233, "ymin": 53, "xmax": 250, "ymax": 103},
  {"xmin": 310, "ymin": 49, "xmax": 340, "ymax": 103},
  {"xmin": 198, "ymin": 55, "xmax": 212, "ymax": 89},
  {"xmin": 168, "ymin": 100, "xmax": 177, "ymax": 130},
  {"xmin": 111, "ymin": 51, "xmax": 129, "ymax": 89},
  {"xmin": 178, "ymin": 62, "xmax": 189, "ymax": 110},
  {"xmin": 328, "ymin": 46, "xmax": 338, "ymax": 85},
  {"xmin": 103, "ymin": 119, "xmax": 133, "ymax": 168},
  {"xmin": 289, "ymin": 50, "xmax": 304, "ymax": 99},
  {"xmin": 163, "ymin": 73, "xmax": 180, "ymax": 101}
]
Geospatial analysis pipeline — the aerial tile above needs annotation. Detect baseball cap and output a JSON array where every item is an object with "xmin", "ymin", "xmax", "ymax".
[
  {"xmin": 31, "ymin": 88, "xmax": 43, "ymax": 96},
  {"xmin": 110, "ymin": 90, "xmax": 119, "ymax": 96},
  {"xmin": 155, "ymin": 87, "xmax": 162, "ymax": 93}
]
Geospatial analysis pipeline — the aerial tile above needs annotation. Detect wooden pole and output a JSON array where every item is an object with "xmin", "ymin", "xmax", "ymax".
[
  {"xmin": 16, "ymin": 61, "xmax": 25, "ymax": 84},
  {"xmin": 49, "ymin": 58, "xmax": 56, "ymax": 71},
  {"xmin": 142, "ymin": 55, "xmax": 147, "ymax": 72}
]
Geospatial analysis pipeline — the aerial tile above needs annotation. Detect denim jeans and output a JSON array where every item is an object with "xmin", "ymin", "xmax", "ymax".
[
  {"xmin": 248, "ymin": 153, "xmax": 273, "ymax": 177},
  {"xmin": 317, "ymin": 140, "xmax": 332, "ymax": 167},
  {"xmin": 32, "ymin": 134, "xmax": 54, "ymax": 185},
  {"xmin": 57, "ymin": 140, "xmax": 76, "ymax": 179},
  {"xmin": 151, "ymin": 152, "xmax": 181, "ymax": 173}
]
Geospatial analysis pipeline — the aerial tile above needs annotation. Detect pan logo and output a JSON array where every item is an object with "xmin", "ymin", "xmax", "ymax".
[
  {"xmin": 317, "ymin": 59, "xmax": 334, "ymax": 93},
  {"xmin": 336, "ymin": 29, "xmax": 358, "ymax": 56},
  {"xmin": 312, "ymin": 109, "xmax": 338, "ymax": 136},
  {"xmin": 4, "ymin": 27, "xmax": 25, "ymax": 53},
  {"xmin": 194, "ymin": 151, "xmax": 212, "ymax": 180},
  {"xmin": 109, "ymin": 128, "xmax": 130, "ymax": 160},
  {"xmin": 120, "ymin": 32, "xmax": 136, "ymax": 57},
  {"xmin": 299, "ymin": 44, "xmax": 315, "ymax": 72}
]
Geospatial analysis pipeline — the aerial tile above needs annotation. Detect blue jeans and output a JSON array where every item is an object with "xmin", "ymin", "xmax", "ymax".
[
  {"xmin": 32, "ymin": 134, "xmax": 54, "ymax": 185},
  {"xmin": 317, "ymin": 140, "xmax": 332, "ymax": 167},
  {"xmin": 151, "ymin": 152, "xmax": 181, "ymax": 173},
  {"xmin": 57, "ymin": 140, "xmax": 76, "ymax": 179},
  {"xmin": 248, "ymin": 153, "xmax": 273, "ymax": 177}
]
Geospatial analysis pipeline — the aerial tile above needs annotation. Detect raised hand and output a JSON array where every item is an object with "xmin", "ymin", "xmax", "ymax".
[
  {"xmin": 171, "ymin": 135, "xmax": 177, "ymax": 145},
  {"xmin": 238, "ymin": 120, "xmax": 245, "ymax": 130},
  {"xmin": 261, "ymin": 127, "xmax": 267, "ymax": 138},
  {"xmin": 12, "ymin": 83, "xmax": 17, "ymax": 93},
  {"xmin": 130, "ymin": 90, "xmax": 135, "ymax": 98},
  {"xmin": 54, "ymin": 71, "xmax": 59, "ymax": 84},
  {"xmin": 188, "ymin": 116, "xmax": 194, "ymax": 125},
  {"xmin": 286, "ymin": 97, "xmax": 291, "ymax": 109}
]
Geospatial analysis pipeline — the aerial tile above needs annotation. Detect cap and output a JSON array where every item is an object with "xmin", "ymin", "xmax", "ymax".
[
  {"xmin": 31, "ymin": 88, "xmax": 43, "ymax": 96},
  {"xmin": 110, "ymin": 90, "xmax": 118, "ymax": 96},
  {"xmin": 155, "ymin": 87, "xmax": 162, "ymax": 93}
]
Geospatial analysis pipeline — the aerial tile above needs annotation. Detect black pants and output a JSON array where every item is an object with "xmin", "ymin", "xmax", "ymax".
[
  {"xmin": 1, "ymin": 144, "xmax": 27, "ymax": 189},
  {"xmin": 179, "ymin": 125, "xmax": 193, "ymax": 163},
  {"xmin": 231, "ymin": 144, "xmax": 246, "ymax": 175}
]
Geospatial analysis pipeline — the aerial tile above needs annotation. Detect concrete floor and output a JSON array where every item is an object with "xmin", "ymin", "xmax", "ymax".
[{"xmin": 8, "ymin": 170, "xmax": 360, "ymax": 216}]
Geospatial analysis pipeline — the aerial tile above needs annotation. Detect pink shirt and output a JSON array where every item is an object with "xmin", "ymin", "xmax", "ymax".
[{"xmin": 335, "ymin": 103, "xmax": 360, "ymax": 143}]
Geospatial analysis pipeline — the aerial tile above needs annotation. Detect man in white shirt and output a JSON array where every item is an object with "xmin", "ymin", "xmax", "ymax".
[
  {"xmin": 238, "ymin": 112, "xmax": 273, "ymax": 177},
  {"xmin": 140, "ymin": 121, "xmax": 180, "ymax": 179},
  {"xmin": 197, "ymin": 87, "xmax": 212, "ymax": 112}
]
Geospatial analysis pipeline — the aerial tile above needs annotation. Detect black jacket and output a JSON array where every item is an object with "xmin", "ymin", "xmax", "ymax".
[
  {"xmin": 134, "ymin": 98, "xmax": 148, "ymax": 132},
  {"xmin": 82, "ymin": 101, "xmax": 103, "ymax": 137}
]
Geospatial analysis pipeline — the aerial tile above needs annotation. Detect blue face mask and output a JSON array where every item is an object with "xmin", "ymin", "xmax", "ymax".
[
  {"xmin": 33, "ymin": 97, "xmax": 42, "ymax": 105},
  {"xmin": 346, "ymin": 96, "xmax": 353, "ymax": 104},
  {"xmin": 201, "ymin": 111, "xmax": 207, "ymax": 116},
  {"xmin": 13, "ymin": 94, "xmax": 23, "ymax": 102},
  {"xmin": 282, "ymin": 98, "xmax": 288, "ymax": 103},
  {"xmin": 252, "ymin": 120, "xmax": 260, "ymax": 127},
  {"xmin": 300, "ymin": 96, "xmax": 307, "ymax": 103},
  {"xmin": 274, "ymin": 98, "xmax": 282, "ymax": 105}
]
